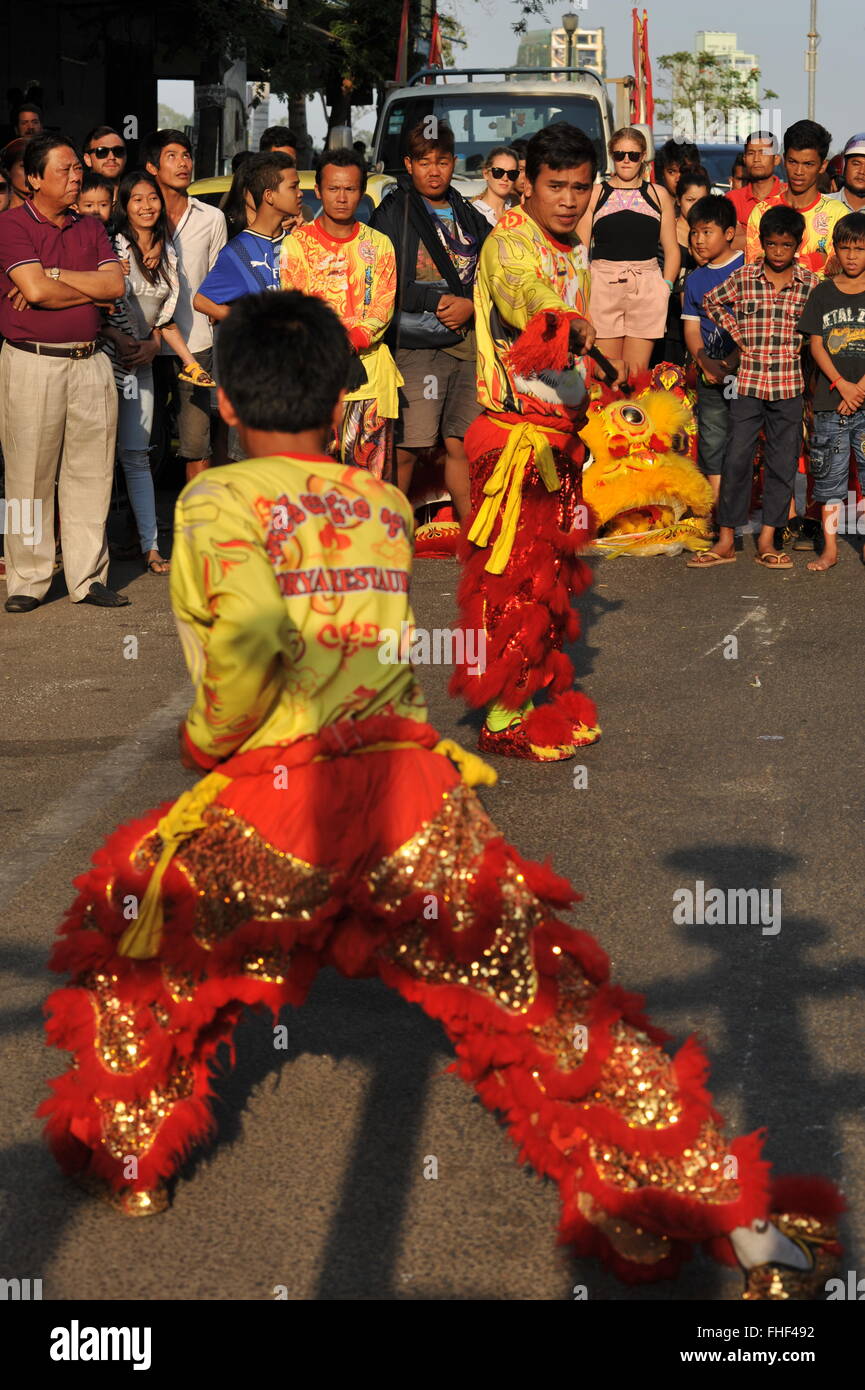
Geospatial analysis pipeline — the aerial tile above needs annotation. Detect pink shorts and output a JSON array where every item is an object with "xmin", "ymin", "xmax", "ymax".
[{"xmin": 589, "ymin": 258, "xmax": 670, "ymax": 339}]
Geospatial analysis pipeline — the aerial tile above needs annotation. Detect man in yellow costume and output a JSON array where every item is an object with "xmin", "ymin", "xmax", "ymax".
[
  {"xmin": 450, "ymin": 124, "xmax": 603, "ymax": 762},
  {"xmin": 38, "ymin": 291, "xmax": 842, "ymax": 1299},
  {"xmin": 280, "ymin": 147, "xmax": 401, "ymax": 478}
]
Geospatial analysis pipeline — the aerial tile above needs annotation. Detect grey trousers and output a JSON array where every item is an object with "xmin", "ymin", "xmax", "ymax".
[
  {"xmin": 718, "ymin": 394, "xmax": 804, "ymax": 531},
  {"xmin": 0, "ymin": 342, "xmax": 117, "ymax": 601}
]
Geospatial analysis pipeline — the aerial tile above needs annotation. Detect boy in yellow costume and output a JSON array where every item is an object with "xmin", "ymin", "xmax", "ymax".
[
  {"xmin": 38, "ymin": 290, "xmax": 842, "ymax": 1299},
  {"xmin": 280, "ymin": 148, "xmax": 400, "ymax": 478},
  {"xmin": 450, "ymin": 124, "xmax": 602, "ymax": 762}
]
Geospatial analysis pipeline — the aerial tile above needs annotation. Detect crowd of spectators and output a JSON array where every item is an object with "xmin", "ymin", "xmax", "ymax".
[{"xmin": 2, "ymin": 102, "xmax": 865, "ymax": 611}]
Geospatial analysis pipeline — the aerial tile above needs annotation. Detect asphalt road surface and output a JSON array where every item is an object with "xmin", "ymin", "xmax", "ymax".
[{"xmin": 1, "ymin": 530, "xmax": 863, "ymax": 1302}]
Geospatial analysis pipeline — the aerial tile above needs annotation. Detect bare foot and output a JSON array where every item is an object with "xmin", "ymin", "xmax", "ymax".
[{"xmin": 807, "ymin": 552, "xmax": 837, "ymax": 572}]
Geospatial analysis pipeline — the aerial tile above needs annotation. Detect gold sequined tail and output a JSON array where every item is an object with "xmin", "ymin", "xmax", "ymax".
[
  {"xmin": 37, "ymin": 802, "xmax": 325, "ymax": 1200},
  {"xmin": 370, "ymin": 786, "xmax": 778, "ymax": 1286}
]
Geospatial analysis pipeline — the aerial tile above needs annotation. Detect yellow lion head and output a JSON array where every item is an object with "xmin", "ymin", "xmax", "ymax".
[{"xmin": 579, "ymin": 365, "xmax": 713, "ymax": 556}]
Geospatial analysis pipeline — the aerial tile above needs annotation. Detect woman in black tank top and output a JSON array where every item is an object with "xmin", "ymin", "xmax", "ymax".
[{"xmin": 577, "ymin": 127, "xmax": 680, "ymax": 376}]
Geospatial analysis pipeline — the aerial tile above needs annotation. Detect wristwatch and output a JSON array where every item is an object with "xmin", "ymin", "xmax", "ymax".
[{"xmin": 45, "ymin": 267, "xmax": 61, "ymax": 280}]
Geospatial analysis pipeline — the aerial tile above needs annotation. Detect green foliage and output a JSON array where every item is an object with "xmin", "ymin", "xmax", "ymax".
[
  {"xmin": 656, "ymin": 49, "xmax": 777, "ymax": 133},
  {"xmin": 157, "ymin": 103, "xmax": 192, "ymax": 131}
]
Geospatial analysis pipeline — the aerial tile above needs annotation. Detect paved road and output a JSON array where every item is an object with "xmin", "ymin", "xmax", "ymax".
[{"xmin": 1, "ymin": 533, "xmax": 862, "ymax": 1301}]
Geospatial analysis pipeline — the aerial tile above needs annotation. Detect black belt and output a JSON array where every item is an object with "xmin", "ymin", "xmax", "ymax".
[{"xmin": 7, "ymin": 339, "xmax": 97, "ymax": 360}]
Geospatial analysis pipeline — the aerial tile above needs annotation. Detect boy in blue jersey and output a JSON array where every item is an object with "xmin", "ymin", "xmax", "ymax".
[
  {"xmin": 681, "ymin": 194, "xmax": 744, "ymax": 508},
  {"xmin": 193, "ymin": 153, "xmax": 300, "ymax": 318}
]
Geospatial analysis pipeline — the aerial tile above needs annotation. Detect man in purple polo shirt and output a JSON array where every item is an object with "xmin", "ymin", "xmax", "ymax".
[{"xmin": 0, "ymin": 132, "xmax": 125, "ymax": 612}]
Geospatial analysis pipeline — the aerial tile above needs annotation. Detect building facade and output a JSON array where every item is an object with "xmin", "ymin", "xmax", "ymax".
[{"xmin": 516, "ymin": 21, "xmax": 606, "ymax": 80}]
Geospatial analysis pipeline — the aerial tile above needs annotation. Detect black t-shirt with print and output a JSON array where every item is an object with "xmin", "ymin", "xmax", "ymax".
[{"xmin": 798, "ymin": 279, "xmax": 865, "ymax": 411}]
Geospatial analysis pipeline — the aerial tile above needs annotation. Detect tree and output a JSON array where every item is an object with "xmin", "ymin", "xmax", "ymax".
[{"xmin": 655, "ymin": 51, "xmax": 779, "ymax": 143}]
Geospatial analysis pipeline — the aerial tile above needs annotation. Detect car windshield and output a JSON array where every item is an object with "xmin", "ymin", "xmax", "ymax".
[
  {"xmin": 378, "ymin": 94, "xmax": 606, "ymax": 176},
  {"xmin": 696, "ymin": 146, "xmax": 742, "ymax": 191}
]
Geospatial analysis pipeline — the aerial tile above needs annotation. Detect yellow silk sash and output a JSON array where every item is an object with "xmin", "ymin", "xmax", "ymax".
[{"xmin": 467, "ymin": 417, "xmax": 564, "ymax": 574}]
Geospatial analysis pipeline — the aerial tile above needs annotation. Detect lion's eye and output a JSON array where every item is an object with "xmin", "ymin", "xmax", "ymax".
[{"xmin": 620, "ymin": 405, "xmax": 646, "ymax": 426}]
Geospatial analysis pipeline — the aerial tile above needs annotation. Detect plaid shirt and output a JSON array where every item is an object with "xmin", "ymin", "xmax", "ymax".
[{"xmin": 703, "ymin": 261, "xmax": 818, "ymax": 399}]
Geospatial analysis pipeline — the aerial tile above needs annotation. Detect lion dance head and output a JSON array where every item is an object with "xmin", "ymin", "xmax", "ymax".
[{"xmin": 580, "ymin": 363, "xmax": 713, "ymax": 557}]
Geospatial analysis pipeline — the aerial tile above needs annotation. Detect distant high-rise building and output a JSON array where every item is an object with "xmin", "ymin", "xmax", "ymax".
[
  {"xmin": 694, "ymin": 31, "xmax": 759, "ymax": 96},
  {"xmin": 669, "ymin": 31, "xmax": 762, "ymax": 142},
  {"xmin": 516, "ymin": 19, "xmax": 606, "ymax": 80}
]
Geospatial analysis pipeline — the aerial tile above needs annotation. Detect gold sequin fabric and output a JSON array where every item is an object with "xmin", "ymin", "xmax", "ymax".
[
  {"xmin": 135, "ymin": 806, "xmax": 336, "ymax": 949},
  {"xmin": 375, "ymin": 784, "xmax": 541, "ymax": 1012},
  {"xmin": 524, "ymin": 966, "xmax": 739, "ymax": 1206},
  {"xmin": 587, "ymin": 1121, "xmax": 738, "ymax": 1204},
  {"xmin": 98, "ymin": 1061, "xmax": 194, "ymax": 1160},
  {"xmin": 88, "ymin": 971, "xmax": 152, "ymax": 1075}
]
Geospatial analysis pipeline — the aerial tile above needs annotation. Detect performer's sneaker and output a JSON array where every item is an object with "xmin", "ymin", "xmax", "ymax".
[
  {"xmin": 741, "ymin": 1210, "xmax": 841, "ymax": 1300},
  {"xmin": 478, "ymin": 719, "xmax": 575, "ymax": 762},
  {"xmin": 571, "ymin": 720, "xmax": 602, "ymax": 748}
]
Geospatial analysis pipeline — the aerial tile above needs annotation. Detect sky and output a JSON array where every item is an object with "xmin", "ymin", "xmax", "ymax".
[{"xmin": 160, "ymin": 0, "xmax": 863, "ymax": 157}]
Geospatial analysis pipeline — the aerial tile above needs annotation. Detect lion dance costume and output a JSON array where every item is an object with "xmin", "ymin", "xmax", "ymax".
[
  {"xmin": 39, "ymin": 452, "xmax": 842, "ymax": 1296},
  {"xmin": 449, "ymin": 205, "xmax": 602, "ymax": 762}
]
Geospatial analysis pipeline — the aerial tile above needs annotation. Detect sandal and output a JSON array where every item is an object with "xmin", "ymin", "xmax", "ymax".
[
  {"xmin": 145, "ymin": 553, "xmax": 170, "ymax": 575},
  {"xmin": 686, "ymin": 550, "xmax": 736, "ymax": 567},
  {"xmin": 177, "ymin": 361, "xmax": 216, "ymax": 388},
  {"xmin": 754, "ymin": 551, "xmax": 793, "ymax": 570}
]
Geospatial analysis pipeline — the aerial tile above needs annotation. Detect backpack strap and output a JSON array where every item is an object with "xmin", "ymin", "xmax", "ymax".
[{"xmin": 406, "ymin": 189, "xmax": 467, "ymax": 297}]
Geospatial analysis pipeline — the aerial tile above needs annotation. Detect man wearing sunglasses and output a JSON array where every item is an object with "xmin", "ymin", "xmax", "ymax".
[{"xmin": 83, "ymin": 126, "xmax": 127, "ymax": 197}]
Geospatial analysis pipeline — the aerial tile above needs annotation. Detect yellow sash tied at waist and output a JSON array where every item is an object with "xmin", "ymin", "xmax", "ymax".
[
  {"xmin": 467, "ymin": 418, "xmax": 563, "ymax": 575},
  {"xmin": 117, "ymin": 737, "xmax": 495, "ymax": 961}
]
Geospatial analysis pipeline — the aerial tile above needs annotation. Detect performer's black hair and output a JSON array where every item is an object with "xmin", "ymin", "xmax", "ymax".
[
  {"xmin": 833, "ymin": 211, "xmax": 865, "ymax": 246},
  {"xmin": 216, "ymin": 291, "xmax": 351, "ymax": 433},
  {"xmin": 759, "ymin": 204, "xmax": 805, "ymax": 245},
  {"xmin": 686, "ymin": 193, "xmax": 736, "ymax": 233},
  {"xmin": 525, "ymin": 122, "xmax": 597, "ymax": 184}
]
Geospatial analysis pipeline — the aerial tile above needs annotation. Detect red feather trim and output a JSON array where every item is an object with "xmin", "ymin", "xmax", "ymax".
[
  {"xmin": 507, "ymin": 309, "xmax": 576, "ymax": 377},
  {"xmin": 770, "ymin": 1174, "xmax": 847, "ymax": 1221}
]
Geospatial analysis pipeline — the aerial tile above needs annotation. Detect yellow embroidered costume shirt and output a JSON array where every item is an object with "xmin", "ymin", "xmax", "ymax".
[
  {"xmin": 170, "ymin": 455, "xmax": 428, "ymax": 765},
  {"xmin": 745, "ymin": 192, "xmax": 846, "ymax": 277},
  {"xmin": 280, "ymin": 222, "xmax": 402, "ymax": 418},
  {"xmin": 474, "ymin": 205, "xmax": 591, "ymax": 420}
]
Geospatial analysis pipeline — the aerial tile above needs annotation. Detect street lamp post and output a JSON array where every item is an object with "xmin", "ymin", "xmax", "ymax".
[
  {"xmin": 805, "ymin": 0, "xmax": 819, "ymax": 121},
  {"xmin": 562, "ymin": 11, "xmax": 578, "ymax": 81}
]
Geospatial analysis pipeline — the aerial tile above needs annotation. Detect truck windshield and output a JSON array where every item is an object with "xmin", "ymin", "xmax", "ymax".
[{"xmin": 379, "ymin": 94, "xmax": 605, "ymax": 176}]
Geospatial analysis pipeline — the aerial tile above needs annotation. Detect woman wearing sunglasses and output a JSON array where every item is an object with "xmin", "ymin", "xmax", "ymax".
[
  {"xmin": 578, "ymin": 126, "xmax": 679, "ymax": 375},
  {"xmin": 472, "ymin": 146, "xmax": 520, "ymax": 227}
]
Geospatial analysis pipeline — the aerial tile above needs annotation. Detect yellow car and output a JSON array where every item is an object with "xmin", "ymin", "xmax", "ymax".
[{"xmin": 188, "ymin": 169, "xmax": 396, "ymax": 223}]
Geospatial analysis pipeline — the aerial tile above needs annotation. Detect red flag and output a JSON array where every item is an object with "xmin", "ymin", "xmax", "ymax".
[
  {"xmin": 641, "ymin": 9, "xmax": 654, "ymax": 128},
  {"xmin": 631, "ymin": 8, "xmax": 643, "ymax": 124},
  {"xmin": 429, "ymin": 13, "xmax": 442, "ymax": 68},
  {"xmin": 395, "ymin": 0, "xmax": 410, "ymax": 84}
]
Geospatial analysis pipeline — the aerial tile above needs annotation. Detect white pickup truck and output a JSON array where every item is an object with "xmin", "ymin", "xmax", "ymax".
[{"xmin": 370, "ymin": 65, "xmax": 653, "ymax": 197}]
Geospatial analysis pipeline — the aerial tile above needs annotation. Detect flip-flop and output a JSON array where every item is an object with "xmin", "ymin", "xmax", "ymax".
[
  {"xmin": 754, "ymin": 551, "xmax": 793, "ymax": 570},
  {"xmin": 686, "ymin": 551, "xmax": 737, "ymax": 567}
]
